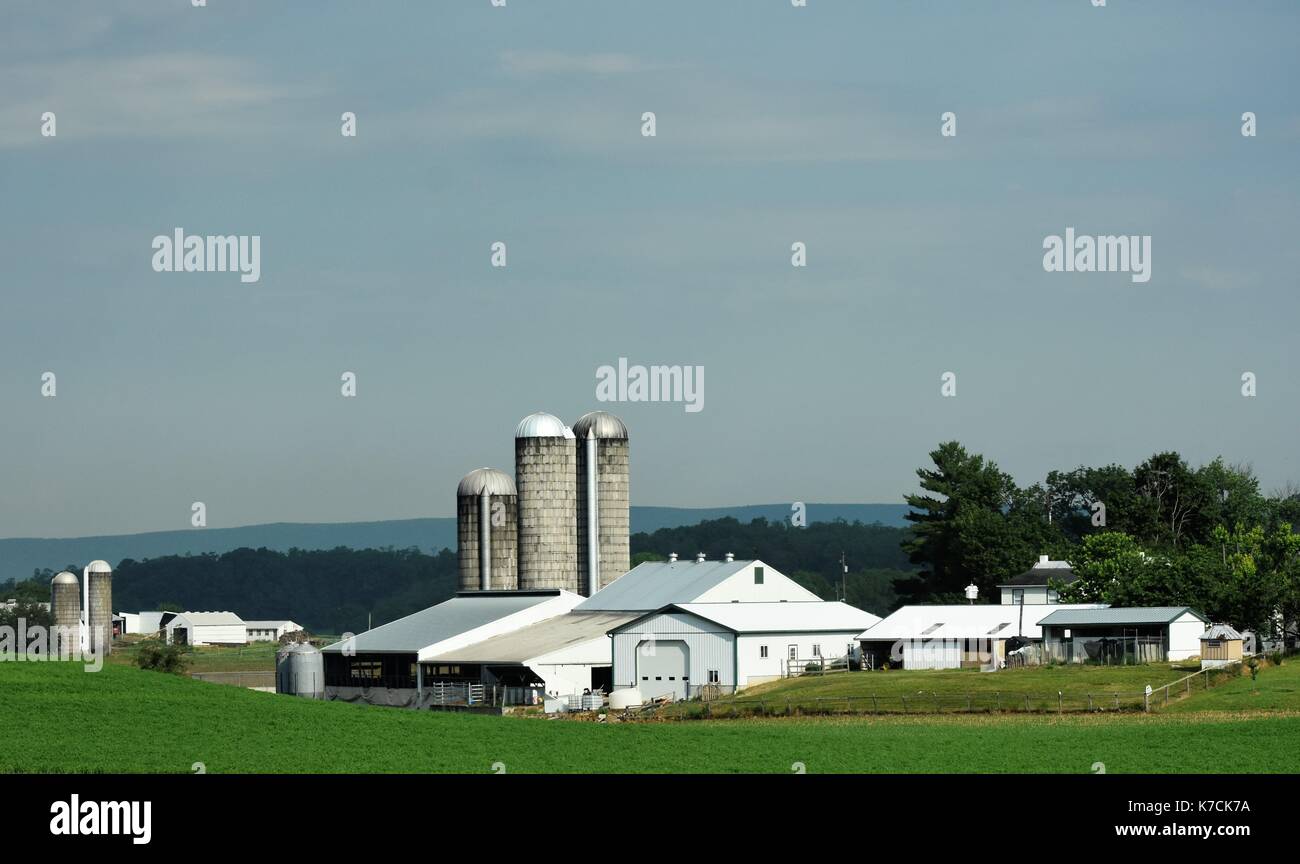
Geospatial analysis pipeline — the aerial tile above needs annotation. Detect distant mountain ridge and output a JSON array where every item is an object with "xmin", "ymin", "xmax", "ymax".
[{"xmin": 0, "ymin": 504, "xmax": 907, "ymax": 583}]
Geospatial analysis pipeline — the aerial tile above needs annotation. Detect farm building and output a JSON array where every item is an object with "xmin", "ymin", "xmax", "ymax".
[
  {"xmin": 573, "ymin": 555, "xmax": 821, "ymax": 611},
  {"xmin": 162, "ymin": 611, "xmax": 247, "ymax": 647},
  {"xmin": 610, "ymin": 601, "xmax": 880, "ymax": 699},
  {"xmin": 245, "ymin": 620, "xmax": 304, "ymax": 642},
  {"xmin": 999, "ymin": 555, "xmax": 1077, "ymax": 605},
  {"xmin": 319, "ymin": 590, "xmax": 583, "ymax": 707},
  {"xmin": 1037, "ymin": 606, "xmax": 1209, "ymax": 663},
  {"xmin": 1200, "ymin": 623, "xmax": 1245, "ymax": 669},
  {"xmin": 120, "ymin": 611, "xmax": 166, "ymax": 636},
  {"xmin": 857, "ymin": 603, "xmax": 1108, "ymax": 670}
]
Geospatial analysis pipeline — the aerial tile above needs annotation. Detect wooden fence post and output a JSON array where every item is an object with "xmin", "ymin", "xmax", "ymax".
[
  {"xmin": 1058, "ymin": 691, "xmax": 1063, "ymax": 713},
  {"xmin": 872, "ymin": 694, "xmax": 878, "ymax": 713}
]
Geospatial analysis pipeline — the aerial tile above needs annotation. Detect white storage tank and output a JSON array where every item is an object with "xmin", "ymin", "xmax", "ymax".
[{"xmin": 276, "ymin": 643, "xmax": 324, "ymax": 699}]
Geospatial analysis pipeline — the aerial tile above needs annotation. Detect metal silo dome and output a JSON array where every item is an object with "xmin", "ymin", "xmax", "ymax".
[
  {"xmin": 515, "ymin": 412, "xmax": 569, "ymax": 439},
  {"xmin": 87, "ymin": 560, "xmax": 111, "ymax": 573},
  {"xmin": 50, "ymin": 571, "xmax": 81, "ymax": 657},
  {"xmin": 51, "ymin": 570, "xmax": 80, "ymax": 586},
  {"xmin": 456, "ymin": 467, "xmax": 517, "ymax": 497},
  {"xmin": 572, "ymin": 411, "xmax": 629, "ymax": 440}
]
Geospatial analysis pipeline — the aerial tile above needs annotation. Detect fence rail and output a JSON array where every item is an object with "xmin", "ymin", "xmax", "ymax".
[
  {"xmin": 660, "ymin": 662, "xmax": 1246, "ymax": 720},
  {"xmin": 190, "ymin": 671, "xmax": 275, "ymax": 689}
]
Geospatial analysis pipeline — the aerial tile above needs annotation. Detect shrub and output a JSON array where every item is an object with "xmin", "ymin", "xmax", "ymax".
[{"xmin": 135, "ymin": 640, "xmax": 190, "ymax": 674}]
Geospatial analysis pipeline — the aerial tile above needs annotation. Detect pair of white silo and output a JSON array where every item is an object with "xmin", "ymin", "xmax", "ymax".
[{"xmin": 456, "ymin": 411, "xmax": 629, "ymax": 597}]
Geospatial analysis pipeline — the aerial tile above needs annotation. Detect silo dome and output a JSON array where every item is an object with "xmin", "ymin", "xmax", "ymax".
[
  {"xmin": 457, "ymin": 467, "xmax": 516, "ymax": 497},
  {"xmin": 515, "ymin": 412, "xmax": 569, "ymax": 439},
  {"xmin": 51, "ymin": 570, "xmax": 80, "ymax": 586},
  {"xmin": 87, "ymin": 560, "xmax": 111, "ymax": 573},
  {"xmin": 572, "ymin": 411, "xmax": 629, "ymax": 440}
]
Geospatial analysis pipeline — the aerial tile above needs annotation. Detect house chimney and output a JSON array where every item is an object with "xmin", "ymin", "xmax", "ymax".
[
  {"xmin": 724, "ymin": 552, "xmax": 734, "ymax": 562},
  {"xmin": 1038, "ymin": 554, "xmax": 1049, "ymax": 565},
  {"xmin": 695, "ymin": 552, "xmax": 706, "ymax": 563},
  {"xmin": 668, "ymin": 553, "xmax": 678, "ymax": 563}
]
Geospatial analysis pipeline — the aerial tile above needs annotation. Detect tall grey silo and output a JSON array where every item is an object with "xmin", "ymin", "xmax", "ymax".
[
  {"xmin": 573, "ymin": 411, "xmax": 630, "ymax": 596},
  {"xmin": 50, "ymin": 570, "xmax": 81, "ymax": 658},
  {"xmin": 456, "ymin": 467, "xmax": 518, "ymax": 591},
  {"xmin": 85, "ymin": 559, "xmax": 113, "ymax": 655},
  {"xmin": 514, "ymin": 412, "xmax": 578, "ymax": 592}
]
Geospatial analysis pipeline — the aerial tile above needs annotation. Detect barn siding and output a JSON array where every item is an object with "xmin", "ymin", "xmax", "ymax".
[{"xmin": 612, "ymin": 613, "xmax": 734, "ymax": 690}]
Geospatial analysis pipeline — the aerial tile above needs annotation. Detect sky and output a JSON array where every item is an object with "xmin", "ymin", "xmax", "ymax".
[{"xmin": 1, "ymin": 0, "xmax": 1297, "ymax": 538}]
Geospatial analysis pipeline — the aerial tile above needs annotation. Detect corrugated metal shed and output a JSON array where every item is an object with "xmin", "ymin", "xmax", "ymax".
[
  {"xmin": 858, "ymin": 603, "xmax": 1108, "ymax": 641},
  {"xmin": 1200, "ymin": 623, "xmax": 1243, "ymax": 640},
  {"xmin": 423, "ymin": 611, "xmax": 636, "ymax": 664},
  {"xmin": 575, "ymin": 558, "xmax": 752, "ymax": 611},
  {"xmin": 1037, "ymin": 606, "xmax": 1207, "ymax": 627},
  {"xmin": 320, "ymin": 592, "xmax": 561, "ymax": 654},
  {"xmin": 666, "ymin": 602, "xmax": 880, "ymax": 634}
]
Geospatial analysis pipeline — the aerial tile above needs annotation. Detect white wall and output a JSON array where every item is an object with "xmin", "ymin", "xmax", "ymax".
[
  {"xmin": 1000, "ymin": 586, "xmax": 1056, "ymax": 605},
  {"xmin": 736, "ymin": 632, "xmax": 860, "ymax": 684},
  {"xmin": 1169, "ymin": 613, "xmax": 1207, "ymax": 660},
  {"xmin": 166, "ymin": 619, "xmax": 247, "ymax": 646},
  {"xmin": 611, "ymin": 612, "xmax": 735, "ymax": 691},
  {"xmin": 693, "ymin": 562, "xmax": 822, "ymax": 604}
]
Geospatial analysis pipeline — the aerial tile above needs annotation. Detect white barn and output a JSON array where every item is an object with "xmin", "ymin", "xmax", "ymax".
[
  {"xmin": 244, "ymin": 620, "xmax": 304, "ymax": 642},
  {"xmin": 610, "ymin": 601, "xmax": 881, "ymax": 700},
  {"xmin": 857, "ymin": 603, "xmax": 1108, "ymax": 670},
  {"xmin": 162, "ymin": 611, "xmax": 247, "ymax": 647}
]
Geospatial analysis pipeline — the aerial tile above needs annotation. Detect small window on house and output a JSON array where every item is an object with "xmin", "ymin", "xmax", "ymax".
[
  {"xmin": 760, "ymin": 645, "xmax": 769, "ymax": 658},
  {"xmin": 1047, "ymin": 589, "xmax": 1059, "ymax": 604},
  {"xmin": 754, "ymin": 567, "xmax": 765, "ymax": 585},
  {"xmin": 707, "ymin": 670, "xmax": 720, "ymax": 684},
  {"xmin": 812, "ymin": 644, "xmax": 822, "ymax": 657},
  {"xmin": 1012, "ymin": 589, "xmax": 1025, "ymax": 605}
]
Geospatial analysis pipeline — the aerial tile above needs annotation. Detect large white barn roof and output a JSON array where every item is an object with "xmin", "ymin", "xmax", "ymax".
[
  {"xmin": 424, "ymin": 611, "xmax": 637, "ymax": 664},
  {"xmin": 669, "ymin": 601, "xmax": 880, "ymax": 634},
  {"xmin": 858, "ymin": 603, "xmax": 1108, "ymax": 641},
  {"xmin": 575, "ymin": 558, "xmax": 818, "ymax": 612},
  {"xmin": 171, "ymin": 611, "xmax": 245, "ymax": 627}
]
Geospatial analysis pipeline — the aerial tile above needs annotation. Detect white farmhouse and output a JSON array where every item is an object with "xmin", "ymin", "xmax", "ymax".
[{"xmin": 244, "ymin": 620, "xmax": 304, "ymax": 642}]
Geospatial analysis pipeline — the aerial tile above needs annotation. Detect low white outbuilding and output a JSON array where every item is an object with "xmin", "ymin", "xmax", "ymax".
[
  {"xmin": 244, "ymin": 620, "xmax": 304, "ymax": 642},
  {"xmin": 162, "ymin": 611, "xmax": 248, "ymax": 647},
  {"xmin": 610, "ymin": 601, "xmax": 881, "ymax": 700},
  {"xmin": 1037, "ymin": 606, "xmax": 1209, "ymax": 663}
]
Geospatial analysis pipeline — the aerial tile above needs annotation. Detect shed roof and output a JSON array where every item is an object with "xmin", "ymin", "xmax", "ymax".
[
  {"xmin": 321, "ymin": 592, "xmax": 561, "ymax": 654},
  {"xmin": 662, "ymin": 601, "xmax": 880, "ymax": 634},
  {"xmin": 1200, "ymin": 623, "xmax": 1243, "ymax": 641},
  {"xmin": 1036, "ymin": 606, "xmax": 1207, "ymax": 627},
  {"xmin": 424, "ymin": 611, "xmax": 636, "ymax": 664},
  {"xmin": 171, "ymin": 611, "xmax": 245, "ymax": 627},
  {"xmin": 858, "ymin": 603, "xmax": 1108, "ymax": 641},
  {"xmin": 574, "ymin": 558, "xmax": 754, "ymax": 611},
  {"xmin": 243, "ymin": 620, "xmax": 297, "ymax": 629}
]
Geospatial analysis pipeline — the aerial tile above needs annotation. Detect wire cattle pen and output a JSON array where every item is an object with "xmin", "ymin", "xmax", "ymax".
[{"xmin": 660, "ymin": 663, "xmax": 1245, "ymax": 720}]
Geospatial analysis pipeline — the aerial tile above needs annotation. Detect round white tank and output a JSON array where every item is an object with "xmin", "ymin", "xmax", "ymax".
[{"xmin": 608, "ymin": 687, "xmax": 643, "ymax": 710}]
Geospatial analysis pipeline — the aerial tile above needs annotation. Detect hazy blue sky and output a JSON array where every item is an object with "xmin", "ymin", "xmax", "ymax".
[{"xmin": 2, "ymin": 1, "xmax": 1297, "ymax": 538}]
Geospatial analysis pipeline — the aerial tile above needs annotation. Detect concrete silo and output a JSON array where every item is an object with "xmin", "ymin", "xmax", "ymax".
[
  {"xmin": 50, "ymin": 570, "xmax": 81, "ymax": 658},
  {"xmin": 84, "ymin": 559, "xmax": 113, "ymax": 656},
  {"xmin": 573, "ymin": 411, "xmax": 630, "ymax": 595},
  {"xmin": 514, "ymin": 412, "xmax": 578, "ymax": 592},
  {"xmin": 457, "ymin": 467, "xmax": 518, "ymax": 591}
]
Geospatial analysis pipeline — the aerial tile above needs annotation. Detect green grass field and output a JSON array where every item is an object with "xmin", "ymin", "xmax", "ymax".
[
  {"xmin": 108, "ymin": 640, "xmax": 281, "ymax": 674},
  {"xmin": 1162, "ymin": 659, "xmax": 1300, "ymax": 713},
  {"xmin": 2, "ymin": 661, "xmax": 1298, "ymax": 774}
]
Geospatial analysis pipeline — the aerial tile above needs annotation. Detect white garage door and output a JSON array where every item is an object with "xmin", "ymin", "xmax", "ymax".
[
  {"xmin": 902, "ymin": 640, "xmax": 961, "ymax": 670},
  {"xmin": 636, "ymin": 640, "xmax": 689, "ymax": 700}
]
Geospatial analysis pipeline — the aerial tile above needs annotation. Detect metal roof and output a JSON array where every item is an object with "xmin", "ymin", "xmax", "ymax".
[
  {"xmin": 1036, "ymin": 606, "xmax": 1207, "ymax": 627},
  {"xmin": 243, "ymin": 620, "xmax": 298, "ymax": 628},
  {"xmin": 858, "ymin": 604, "xmax": 1109, "ymax": 641},
  {"xmin": 515, "ymin": 412, "xmax": 571, "ymax": 438},
  {"xmin": 424, "ymin": 611, "xmax": 637, "ymax": 664},
  {"xmin": 87, "ymin": 560, "xmax": 112, "ymax": 573},
  {"xmin": 572, "ymin": 411, "xmax": 629, "ymax": 440},
  {"xmin": 1201, "ymin": 623, "xmax": 1243, "ymax": 641},
  {"xmin": 51, "ymin": 571, "xmax": 79, "ymax": 585},
  {"xmin": 456, "ymin": 467, "xmax": 516, "ymax": 497},
  {"xmin": 170, "ymin": 611, "xmax": 245, "ymax": 627},
  {"xmin": 660, "ymin": 602, "xmax": 881, "ymax": 634},
  {"xmin": 321, "ymin": 592, "xmax": 560, "ymax": 654},
  {"xmin": 574, "ymin": 558, "xmax": 755, "ymax": 611}
]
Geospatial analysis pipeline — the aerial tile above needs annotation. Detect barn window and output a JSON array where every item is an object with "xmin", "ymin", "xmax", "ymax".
[
  {"xmin": 760, "ymin": 645, "xmax": 768, "ymax": 658},
  {"xmin": 707, "ymin": 670, "xmax": 720, "ymax": 683}
]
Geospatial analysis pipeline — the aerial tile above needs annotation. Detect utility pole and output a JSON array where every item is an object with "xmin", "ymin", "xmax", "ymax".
[{"xmin": 839, "ymin": 551, "xmax": 848, "ymax": 602}]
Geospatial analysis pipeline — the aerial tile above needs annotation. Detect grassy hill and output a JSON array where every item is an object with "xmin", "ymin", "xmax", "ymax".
[{"xmin": 3, "ymin": 661, "xmax": 1299, "ymax": 774}]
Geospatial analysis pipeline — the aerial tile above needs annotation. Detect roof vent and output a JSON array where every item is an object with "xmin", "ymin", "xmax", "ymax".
[
  {"xmin": 668, "ymin": 553, "xmax": 678, "ymax": 563},
  {"xmin": 724, "ymin": 552, "xmax": 735, "ymax": 562},
  {"xmin": 695, "ymin": 552, "xmax": 706, "ymax": 563},
  {"xmin": 1038, "ymin": 554, "xmax": 1050, "ymax": 565}
]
